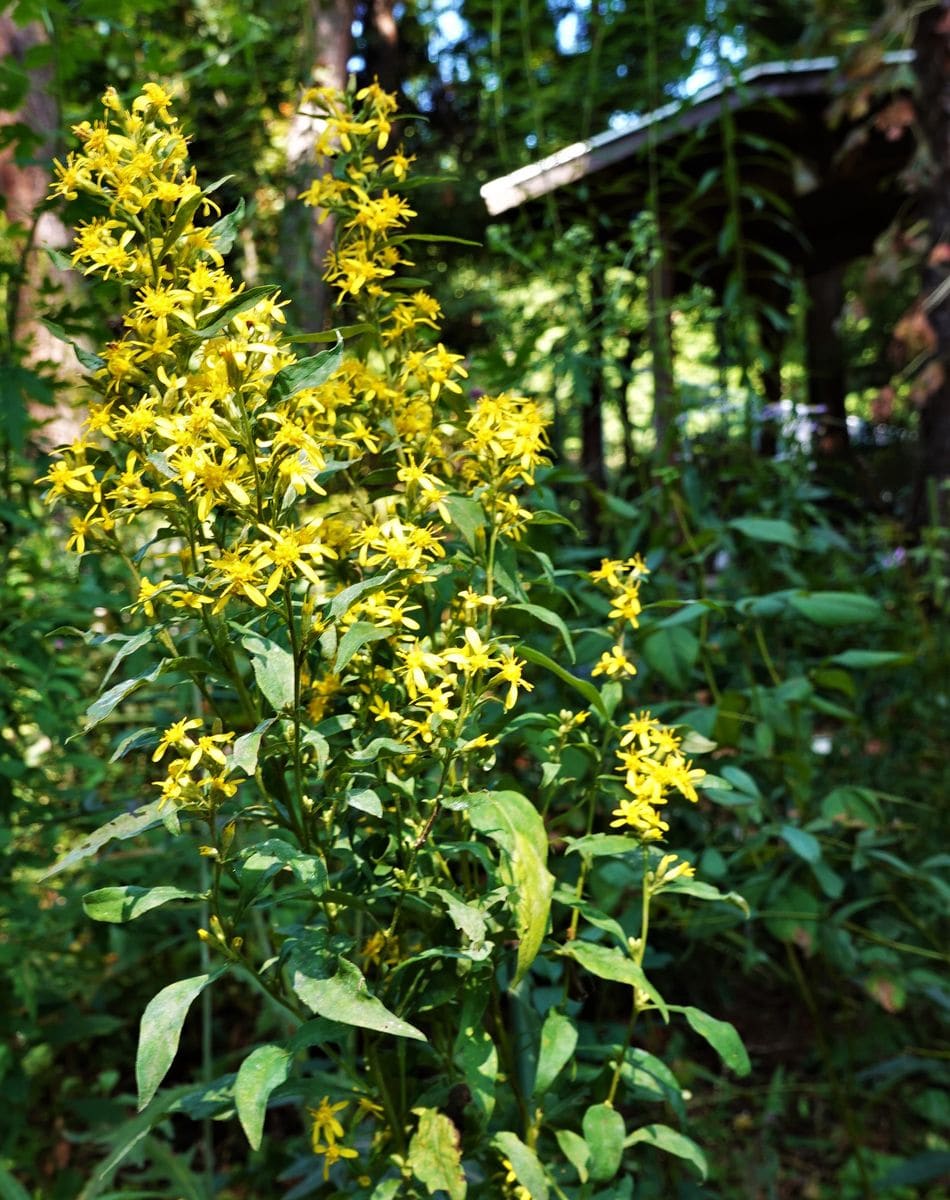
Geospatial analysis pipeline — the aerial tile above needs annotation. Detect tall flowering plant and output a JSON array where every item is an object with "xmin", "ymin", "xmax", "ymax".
[{"xmin": 43, "ymin": 82, "xmax": 749, "ymax": 1197}]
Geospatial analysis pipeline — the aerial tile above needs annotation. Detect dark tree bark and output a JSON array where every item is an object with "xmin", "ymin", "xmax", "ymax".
[
  {"xmin": 280, "ymin": 0, "xmax": 355, "ymax": 332},
  {"xmin": 805, "ymin": 264, "xmax": 850, "ymax": 458},
  {"xmin": 912, "ymin": 2, "xmax": 950, "ymax": 525}
]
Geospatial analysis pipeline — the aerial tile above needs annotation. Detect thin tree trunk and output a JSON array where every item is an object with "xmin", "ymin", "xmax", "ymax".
[
  {"xmin": 805, "ymin": 264, "xmax": 849, "ymax": 459},
  {"xmin": 912, "ymin": 2, "xmax": 950, "ymax": 526},
  {"xmin": 280, "ymin": 0, "xmax": 355, "ymax": 332},
  {"xmin": 647, "ymin": 235, "xmax": 678, "ymax": 458}
]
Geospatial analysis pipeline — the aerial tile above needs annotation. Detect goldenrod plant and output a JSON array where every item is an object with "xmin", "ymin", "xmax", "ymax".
[{"xmin": 43, "ymin": 81, "xmax": 749, "ymax": 1197}]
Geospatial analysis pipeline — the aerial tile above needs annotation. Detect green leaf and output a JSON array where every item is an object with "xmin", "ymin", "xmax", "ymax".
[
  {"xmin": 492, "ymin": 1133, "xmax": 548, "ymax": 1200},
  {"xmin": 622, "ymin": 1048, "xmax": 686, "ymax": 1122},
  {"xmin": 208, "ymin": 197, "xmax": 245, "ymax": 255},
  {"xmin": 234, "ymin": 1044, "xmax": 292, "ymax": 1150},
  {"xmin": 83, "ymin": 886, "xmax": 197, "ymax": 923},
  {"xmin": 327, "ymin": 570, "xmax": 399, "ymax": 621},
  {"xmin": 193, "ymin": 285, "xmax": 279, "ymax": 338},
  {"xmin": 348, "ymin": 787, "xmax": 383, "ymax": 817},
  {"xmin": 240, "ymin": 839, "xmax": 327, "ymax": 893},
  {"xmin": 728, "ymin": 517, "xmax": 799, "ymax": 547},
  {"xmin": 564, "ymin": 834, "xmax": 638, "ymax": 859},
  {"xmin": 242, "ymin": 633, "xmax": 294, "ymax": 712},
  {"xmin": 533, "ymin": 1009, "xmax": 577, "ymax": 1098},
  {"xmin": 872, "ymin": 1151, "xmax": 950, "ymax": 1190},
  {"xmin": 432, "ymin": 887, "xmax": 487, "ymax": 944},
  {"xmin": 136, "ymin": 972, "xmax": 224, "ymax": 1109},
  {"xmin": 0, "ymin": 1166, "xmax": 31, "ymax": 1200},
  {"xmin": 40, "ymin": 800, "xmax": 165, "ymax": 880},
  {"xmin": 554, "ymin": 1129, "xmax": 589, "ymax": 1183},
  {"xmin": 40, "ymin": 318, "xmax": 106, "ymax": 370},
  {"xmin": 559, "ymin": 941, "xmax": 668, "ymax": 1020},
  {"xmin": 334, "ymin": 621, "xmax": 391, "ymax": 672},
  {"xmin": 288, "ymin": 322, "xmax": 374, "ymax": 343},
  {"xmin": 407, "ymin": 1108, "xmax": 466, "ymax": 1200},
  {"xmin": 583, "ymin": 1103, "xmax": 625, "ymax": 1182},
  {"xmin": 788, "ymin": 590, "xmax": 882, "ymax": 627},
  {"xmin": 453, "ymin": 990, "xmax": 497, "ymax": 1127},
  {"xmin": 269, "ymin": 337, "xmax": 343, "ymax": 403},
  {"xmin": 509, "ymin": 603, "xmax": 575, "ymax": 662},
  {"xmin": 468, "ymin": 790, "xmax": 554, "ymax": 986},
  {"xmin": 83, "ymin": 663, "xmax": 163, "ymax": 731},
  {"xmin": 231, "ymin": 718, "xmax": 276, "ymax": 775},
  {"xmin": 677, "ymin": 1006, "xmax": 751, "ymax": 1076},
  {"xmin": 661, "ymin": 877, "xmax": 750, "ymax": 916},
  {"xmin": 828, "ymin": 650, "xmax": 908, "ymax": 669},
  {"xmin": 642, "ymin": 627, "xmax": 699, "ymax": 690},
  {"xmin": 516, "ymin": 644, "xmax": 606, "ymax": 718},
  {"xmin": 779, "ymin": 824, "xmax": 822, "ymax": 863},
  {"xmin": 443, "ymin": 493, "xmax": 485, "ymax": 551},
  {"xmin": 624, "ymin": 1124, "xmax": 707, "ymax": 1179},
  {"xmin": 287, "ymin": 941, "xmax": 425, "ymax": 1041}
]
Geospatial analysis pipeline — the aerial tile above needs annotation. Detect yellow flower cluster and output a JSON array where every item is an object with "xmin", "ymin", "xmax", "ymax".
[
  {"xmin": 151, "ymin": 717, "xmax": 238, "ymax": 811},
  {"xmin": 590, "ymin": 555, "xmax": 650, "ymax": 678},
  {"xmin": 609, "ymin": 710, "xmax": 705, "ymax": 842},
  {"xmin": 43, "ymin": 81, "xmax": 548, "ymax": 799}
]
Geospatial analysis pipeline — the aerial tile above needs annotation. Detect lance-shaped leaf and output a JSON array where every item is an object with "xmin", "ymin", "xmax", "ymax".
[
  {"xmin": 286, "ymin": 938, "xmax": 425, "ymax": 1041},
  {"xmin": 492, "ymin": 1133, "xmax": 548, "ymax": 1200},
  {"xmin": 136, "ymin": 971, "xmax": 225, "ymax": 1109},
  {"xmin": 674, "ymin": 1005, "xmax": 751, "ymax": 1076},
  {"xmin": 559, "ymin": 940, "xmax": 668, "ymax": 1020},
  {"xmin": 269, "ymin": 336, "xmax": 343, "ymax": 404},
  {"xmin": 624, "ymin": 1124, "xmax": 707, "ymax": 1180},
  {"xmin": 468, "ymin": 790, "xmax": 554, "ymax": 986},
  {"xmin": 193, "ymin": 285, "xmax": 279, "ymax": 338},
  {"xmin": 532, "ymin": 1009, "xmax": 578, "ymax": 1098},
  {"xmin": 83, "ymin": 885, "xmax": 198, "ymax": 923},
  {"xmin": 40, "ymin": 800, "xmax": 165, "ymax": 881},
  {"xmin": 235, "ymin": 1044, "xmax": 293, "ymax": 1150}
]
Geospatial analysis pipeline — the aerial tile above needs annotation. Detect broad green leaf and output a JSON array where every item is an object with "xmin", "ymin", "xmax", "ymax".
[
  {"xmin": 453, "ymin": 1014, "xmax": 497, "ymax": 1127},
  {"xmin": 234, "ymin": 1044, "xmax": 292, "ymax": 1150},
  {"xmin": 719, "ymin": 764, "xmax": 761, "ymax": 798},
  {"xmin": 443, "ymin": 493, "xmax": 485, "ymax": 550},
  {"xmin": 240, "ymin": 839, "xmax": 327, "ymax": 893},
  {"xmin": 83, "ymin": 886, "xmax": 197, "ymax": 923},
  {"xmin": 407, "ymin": 1108, "xmax": 466, "ymax": 1200},
  {"xmin": 334, "ymin": 621, "xmax": 390, "ymax": 672},
  {"xmin": 788, "ymin": 590, "xmax": 882, "ymax": 627},
  {"xmin": 0, "ymin": 1166, "xmax": 31, "ymax": 1200},
  {"xmin": 779, "ymin": 824, "xmax": 822, "ymax": 863},
  {"xmin": 40, "ymin": 801, "xmax": 165, "ymax": 880},
  {"xmin": 828, "ymin": 649, "xmax": 908, "ymax": 669},
  {"xmin": 554, "ymin": 1129, "xmax": 589, "ymax": 1183},
  {"xmin": 508, "ymin": 603, "xmax": 575, "ymax": 662},
  {"xmin": 820, "ymin": 785, "xmax": 881, "ymax": 826},
  {"xmin": 288, "ymin": 942, "xmax": 425, "ymax": 1041},
  {"xmin": 532, "ymin": 1009, "xmax": 577, "ymax": 1098},
  {"xmin": 583, "ymin": 1103, "xmax": 625, "ymax": 1182},
  {"xmin": 242, "ymin": 633, "xmax": 294, "ymax": 712},
  {"xmin": 622, "ymin": 1048, "xmax": 686, "ymax": 1121},
  {"xmin": 194, "ymin": 285, "xmax": 279, "ymax": 338},
  {"xmin": 231, "ymin": 718, "xmax": 276, "ymax": 775},
  {"xmin": 136, "ymin": 972, "xmax": 224, "ymax": 1109},
  {"xmin": 468, "ymin": 790, "xmax": 554, "ymax": 985},
  {"xmin": 677, "ymin": 1006, "xmax": 751, "ymax": 1076},
  {"xmin": 348, "ymin": 787, "xmax": 383, "ymax": 816},
  {"xmin": 269, "ymin": 337, "xmax": 343, "ymax": 403},
  {"xmin": 559, "ymin": 941, "xmax": 668, "ymax": 1020},
  {"xmin": 729, "ymin": 517, "xmax": 799, "ymax": 547},
  {"xmin": 492, "ymin": 1133, "xmax": 548, "ymax": 1200},
  {"xmin": 625, "ymin": 1124, "xmax": 707, "ymax": 1179},
  {"xmin": 642, "ymin": 627, "xmax": 699, "ymax": 690},
  {"xmin": 432, "ymin": 887, "xmax": 487, "ymax": 944},
  {"xmin": 516, "ymin": 644, "xmax": 605, "ymax": 718}
]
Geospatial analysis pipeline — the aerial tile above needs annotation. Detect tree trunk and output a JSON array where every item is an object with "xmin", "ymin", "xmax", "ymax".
[
  {"xmin": 280, "ymin": 0, "xmax": 355, "ymax": 332},
  {"xmin": 805, "ymin": 264, "xmax": 849, "ymax": 459},
  {"xmin": 912, "ymin": 2, "xmax": 950, "ymax": 526},
  {"xmin": 647, "ymin": 234, "xmax": 678, "ymax": 458}
]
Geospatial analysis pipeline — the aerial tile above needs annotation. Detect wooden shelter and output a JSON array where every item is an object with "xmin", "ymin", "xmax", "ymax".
[{"xmin": 481, "ymin": 53, "xmax": 916, "ymax": 457}]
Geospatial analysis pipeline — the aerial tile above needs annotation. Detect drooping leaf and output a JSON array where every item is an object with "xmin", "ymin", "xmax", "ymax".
[
  {"xmin": 677, "ymin": 1006, "xmax": 751, "ymax": 1076},
  {"xmin": 533, "ymin": 1009, "xmax": 578, "ymax": 1098},
  {"xmin": 492, "ymin": 1132, "xmax": 548, "ymax": 1200},
  {"xmin": 269, "ymin": 337, "xmax": 343, "ymax": 403},
  {"xmin": 234, "ymin": 1044, "xmax": 292, "ymax": 1150},
  {"xmin": 83, "ymin": 662, "xmax": 163, "ymax": 732},
  {"xmin": 40, "ymin": 800, "xmax": 165, "ymax": 880},
  {"xmin": 624, "ymin": 1124, "xmax": 707, "ymax": 1180},
  {"xmin": 660, "ymin": 877, "xmax": 750, "ymax": 916},
  {"xmin": 83, "ymin": 886, "xmax": 198, "ymax": 923},
  {"xmin": 508, "ymin": 602, "xmax": 575, "ymax": 662},
  {"xmin": 559, "ymin": 941, "xmax": 668, "ymax": 1020},
  {"xmin": 468, "ymin": 790, "xmax": 554, "ymax": 986},
  {"xmin": 231, "ymin": 718, "xmax": 276, "ymax": 775},
  {"xmin": 516, "ymin": 645, "xmax": 605, "ymax": 717},
  {"xmin": 407, "ymin": 1108, "xmax": 466, "ymax": 1200},
  {"xmin": 136, "ymin": 972, "xmax": 224, "ymax": 1109},
  {"xmin": 583, "ymin": 1103, "xmax": 625, "ymax": 1182},
  {"xmin": 554, "ymin": 1129, "xmax": 590, "ymax": 1183},
  {"xmin": 40, "ymin": 318, "xmax": 106, "ymax": 371},
  {"xmin": 287, "ymin": 940, "xmax": 425, "ymax": 1041}
]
